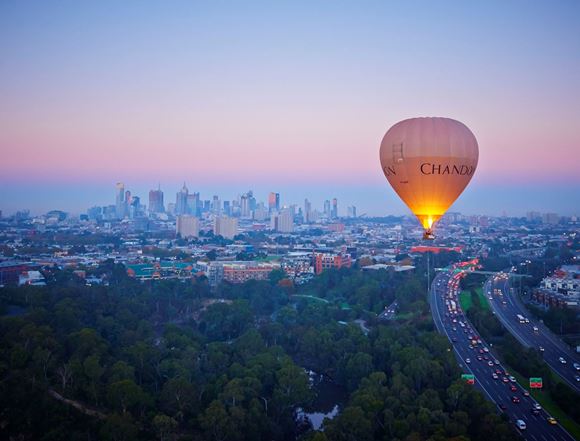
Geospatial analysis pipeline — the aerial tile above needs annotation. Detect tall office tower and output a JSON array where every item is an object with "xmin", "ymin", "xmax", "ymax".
[
  {"xmin": 125, "ymin": 190, "xmax": 132, "ymax": 206},
  {"xmin": 240, "ymin": 193, "xmax": 251, "ymax": 218},
  {"xmin": 331, "ymin": 198, "xmax": 338, "ymax": 219},
  {"xmin": 175, "ymin": 182, "xmax": 189, "ymax": 215},
  {"xmin": 268, "ymin": 192, "xmax": 280, "ymax": 213},
  {"xmin": 248, "ymin": 191, "xmax": 257, "ymax": 213},
  {"xmin": 212, "ymin": 195, "xmax": 221, "ymax": 215},
  {"xmin": 148, "ymin": 186, "xmax": 165, "ymax": 213},
  {"xmin": 253, "ymin": 203, "xmax": 267, "ymax": 221},
  {"xmin": 115, "ymin": 182, "xmax": 126, "ymax": 219},
  {"xmin": 129, "ymin": 196, "xmax": 143, "ymax": 219},
  {"xmin": 347, "ymin": 206, "xmax": 357, "ymax": 218},
  {"xmin": 186, "ymin": 192, "xmax": 200, "ymax": 216},
  {"xmin": 323, "ymin": 200, "xmax": 331, "ymax": 218},
  {"xmin": 304, "ymin": 199, "xmax": 312, "ymax": 223},
  {"xmin": 223, "ymin": 200, "xmax": 231, "ymax": 216},
  {"xmin": 176, "ymin": 215, "xmax": 200, "ymax": 238},
  {"xmin": 214, "ymin": 216, "xmax": 238, "ymax": 239},
  {"xmin": 271, "ymin": 209, "xmax": 294, "ymax": 233}
]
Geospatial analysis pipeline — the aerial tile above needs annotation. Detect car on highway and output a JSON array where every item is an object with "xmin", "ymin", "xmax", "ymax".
[
  {"xmin": 510, "ymin": 385, "xmax": 517, "ymax": 392},
  {"xmin": 516, "ymin": 419, "xmax": 526, "ymax": 430},
  {"xmin": 487, "ymin": 361, "xmax": 494, "ymax": 367},
  {"xmin": 511, "ymin": 396, "xmax": 520, "ymax": 404},
  {"xmin": 574, "ymin": 375, "xmax": 580, "ymax": 382},
  {"xmin": 547, "ymin": 417, "xmax": 557, "ymax": 425},
  {"xmin": 531, "ymin": 407, "xmax": 540, "ymax": 416},
  {"xmin": 533, "ymin": 403, "xmax": 542, "ymax": 410},
  {"xmin": 502, "ymin": 377, "xmax": 509, "ymax": 383},
  {"xmin": 573, "ymin": 362, "xmax": 580, "ymax": 371},
  {"xmin": 539, "ymin": 346, "xmax": 545, "ymax": 352},
  {"xmin": 494, "ymin": 359, "xmax": 500, "ymax": 365},
  {"xmin": 509, "ymin": 376, "xmax": 516, "ymax": 383},
  {"xmin": 492, "ymin": 373, "xmax": 498, "ymax": 379},
  {"xmin": 465, "ymin": 358, "xmax": 471, "ymax": 364},
  {"xmin": 523, "ymin": 390, "xmax": 530, "ymax": 397},
  {"xmin": 559, "ymin": 357, "xmax": 567, "ymax": 364}
]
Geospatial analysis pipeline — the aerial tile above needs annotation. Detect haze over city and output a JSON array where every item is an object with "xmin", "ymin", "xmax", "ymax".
[{"xmin": 1, "ymin": 1, "xmax": 579, "ymax": 216}]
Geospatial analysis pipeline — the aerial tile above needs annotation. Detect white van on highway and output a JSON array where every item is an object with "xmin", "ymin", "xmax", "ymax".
[{"xmin": 516, "ymin": 419, "xmax": 526, "ymax": 430}]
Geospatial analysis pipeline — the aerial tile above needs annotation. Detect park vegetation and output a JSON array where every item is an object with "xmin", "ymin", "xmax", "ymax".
[{"xmin": 0, "ymin": 260, "xmax": 518, "ymax": 441}]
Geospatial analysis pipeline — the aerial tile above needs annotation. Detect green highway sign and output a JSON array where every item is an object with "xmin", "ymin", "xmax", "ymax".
[
  {"xmin": 529, "ymin": 377, "xmax": 543, "ymax": 389},
  {"xmin": 461, "ymin": 374, "xmax": 475, "ymax": 385}
]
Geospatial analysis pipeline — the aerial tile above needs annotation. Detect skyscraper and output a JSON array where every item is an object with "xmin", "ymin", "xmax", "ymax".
[
  {"xmin": 347, "ymin": 206, "xmax": 357, "ymax": 218},
  {"xmin": 187, "ymin": 192, "xmax": 200, "ymax": 216},
  {"xmin": 175, "ymin": 182, "xmax": 189, "ymax": 215},
  {"xmin": 212, "ymin": 195, "xmax": 221, "ymax": 215},
  {"xmin": 148, "ymin": 186, "xmax": 165, "ymax": 213},
  {"xmin": 268, "ymin": 192, "xmax": 280, "ymax": 213},
  {"xmin": 304, "ymin": 198, "xmax": 312, "ymax": 223},
  {"xmin": 115, "ymin": 182, "xmax": 126, "ymax": 219},
  {"xmin": 223, "ymin": 200, "xmax": 231, "ymax": 216},
  {"xmin": 240, "ymin": 193, "xmax": 251, "ymax": 218},
  {"xmin": 331, "ymin": 198, "xmax": 338, "ymax": 219},
  {"xmin": 323, "ymin": 200, "xmax": 331, "ymax": 218}
]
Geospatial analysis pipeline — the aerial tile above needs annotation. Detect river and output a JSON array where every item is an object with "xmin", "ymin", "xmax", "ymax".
[{"xmin": 296, "ymin": 370, "xmax": 347, "ymax": 431}]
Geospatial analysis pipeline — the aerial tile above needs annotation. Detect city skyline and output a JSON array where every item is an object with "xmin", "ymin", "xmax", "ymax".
[
  {"xmin": 1, "ymin": 2, "xmax": 579, "ymax": 215},
  {"xmin": 1, "ymin": 180, "xmax": 577, "ymax": 221}
]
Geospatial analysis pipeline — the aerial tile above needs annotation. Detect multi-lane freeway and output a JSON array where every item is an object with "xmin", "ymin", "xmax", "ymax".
[
  {"xmin": 486, "ymin": 273, "xmax": 580, "ymax": 393},
  {"xmin": 430, "ymin": 270, "xmax": 575, "ymax": 441}
]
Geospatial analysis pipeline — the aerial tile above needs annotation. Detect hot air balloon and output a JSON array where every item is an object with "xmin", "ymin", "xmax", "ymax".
[{"xmin": 379, "ymin": 117, "xmax": 478, "ymax": 240}]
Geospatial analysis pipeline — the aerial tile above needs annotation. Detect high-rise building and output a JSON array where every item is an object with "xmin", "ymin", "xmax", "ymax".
[
  {"xmin": 148, "ymin": 186, "xmax": 165, "ymax": 213},
  {"xmin": 187, "ymin": 192, "xmax": 200, "ymax": 216},
  {"xmin": 214, "ymin": 216, "xmax": 238, "ymax": 239},
  {"xmin": 526, "ymin": 211, "xmax": 542, "ymax": 222},
  {"xmin": 176, "ymin": 215, "xmax": 200, "ymax": 238},
  {"xmin": 129, "ymin": 196, "xmax": 145, "ymax": 219},
  {"xmin": 240, "ymin": 193, "xmax": 251, "ymax": 218},
  {"xmin": 115, "ymin": 182, "xmax": 126, "ymax": 219},
  {"xmin": 331, "ymin": 198, "xmax": 338, "ymax": 219},
  {"xmin": 212, "ymin": 195, "xmax": 221, "ymax": 215},
  {"xmin": 223, "ymin": 200, "xmax": 231, "ymax": 216},
  {"xmin": 323, "ymin": 200, "xmax": 331, "ymax": 218},
  {"xmin": 268, "ymin": 192, "xmax": 280, "ymax": 213},
  {"xmin": 271, "ymin": 209, "xmax": 294, "ymax": 233},
  {"xmin": 347, "ymin": 206, "xmax": 357, "ymax": 218},
  {"xmin": 253, "ymin": 203, "xmax": 268, "ymax": 221},
  {"xmin": 304, "ymin": 199, "xmax": 312, "ymax": 223},
  {"xmin": 542, "ymin": 213, "xmax": 559, "ymax": 225},
  {"xmin": 175, "ymin": 183, "xmax": 189, "ymax": 215}
]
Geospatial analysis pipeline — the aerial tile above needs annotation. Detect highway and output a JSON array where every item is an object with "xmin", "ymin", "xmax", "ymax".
[
  {"xmin": 429, "ymin": 270, "xmax": 575, "ymax": 441},
  {"xmin": 485, "ymin": 273, "xmax": 580, "ymax": 393}
]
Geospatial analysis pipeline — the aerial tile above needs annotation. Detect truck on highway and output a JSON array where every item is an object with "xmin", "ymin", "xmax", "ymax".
[
  {"xmin": 516, "ymin": 314, "xmax": 525, "ymax": 324},
  {"xmin": 449, "ymin": 300, "xmax": 457, "ymax": 312}
]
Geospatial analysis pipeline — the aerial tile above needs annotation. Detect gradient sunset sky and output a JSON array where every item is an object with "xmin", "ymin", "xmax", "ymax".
[{"xmin": 1, "ymin": 1, "xmax": 579, "ymax": 216}]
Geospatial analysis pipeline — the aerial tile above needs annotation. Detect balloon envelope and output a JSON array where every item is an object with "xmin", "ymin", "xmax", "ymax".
[{"xmin": 379, "ymin": 117, "xmax": 479, "ymax": 232}]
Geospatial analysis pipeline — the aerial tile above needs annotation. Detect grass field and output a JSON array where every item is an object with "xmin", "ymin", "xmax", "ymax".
[{"xmin": 459, "ymin": 287, "xmax": 490, "ymax": 311}]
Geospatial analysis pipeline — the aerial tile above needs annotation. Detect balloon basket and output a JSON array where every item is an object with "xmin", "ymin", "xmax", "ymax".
[{"xmin": 423, "ymin": 230, "xmax": 435, "ymax": 240}]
